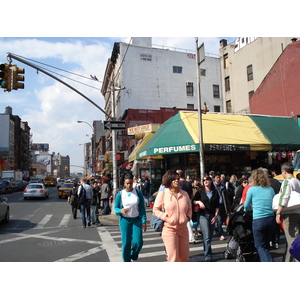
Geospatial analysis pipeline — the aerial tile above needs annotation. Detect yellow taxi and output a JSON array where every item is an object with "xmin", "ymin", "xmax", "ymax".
[{"xmin": 57, "ymin": 183, "xmax": 74, "ymax": 199}]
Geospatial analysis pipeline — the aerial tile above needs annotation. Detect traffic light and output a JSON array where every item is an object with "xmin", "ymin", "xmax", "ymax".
[
  {"xmin": 12, "ymin": 65, "xmax": 25, "ymax": 90},
  {"xmin": 0, "ymin": 63, "xmax": 12, "ymax": 92}
]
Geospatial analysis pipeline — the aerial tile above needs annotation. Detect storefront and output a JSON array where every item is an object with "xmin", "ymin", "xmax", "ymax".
[
  {"xmin": 136, "ymin": 111, "xmax": 300, "ymax": 179},
  {"xmin": 127, "ymin": 125, "xmax": 164, "ymax": 192}
]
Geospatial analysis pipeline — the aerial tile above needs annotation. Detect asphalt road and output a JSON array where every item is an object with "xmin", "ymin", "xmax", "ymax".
[{"xmin": 0, "ymin": 187, "xmax": 286, "ymax": 262}]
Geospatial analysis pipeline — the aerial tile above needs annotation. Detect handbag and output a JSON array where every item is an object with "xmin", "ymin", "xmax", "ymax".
[
  {"xmin": 289, "ymin": 235, "xmax": 300, "ymax": 261},
  {"xmin": 272, "ymin": 191, "xmax": 300, "ymax": 212},
  {"xmin": 193, "ymin": 204, "xmax": 200, "ymax": 212},
  {"xmin": 150, "ymin": 191, "xmax": 165, "ymax": 232}
]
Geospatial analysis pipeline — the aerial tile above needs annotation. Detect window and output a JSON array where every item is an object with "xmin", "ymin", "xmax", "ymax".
[
  {"xmin": 225, "ymin": 76, "xmax": 230, "ymax": 92},
  {"xmin": 173, "ymin": 66, "xmax": 182, "ymax": 73},
  {"xmin": 186, "ymin": 82, "xmax": 194, "ymax": 96},
  {"xmin": 226, "ymin": 100, "xmax": 232, "ymax": 113},
  {"xmin": 248, "ymin": 90, "xmax": 254, "ymax": 99},
  {"xmin": 223, "ymin": 53, "xmax": 229, "ymax": 68},
  {"xmin": 187, "ymin": 104, "xmax": 194, "ymax": 110},
  {"xmin": 213, "ymin": 85, "xmax": 220, "ymax": 98},
  {"xmin": 214, "ymin": 106, "xmax": 221, "ymax": 112},
  {"xmin": 201, "ymin": 69, "xmax": 206, "ymax": 76},
  {"xmin": 247, "ymin": 65, "xmax": 253, "ymax": 81}
]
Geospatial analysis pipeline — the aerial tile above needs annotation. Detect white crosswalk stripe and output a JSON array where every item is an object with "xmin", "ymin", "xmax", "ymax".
[
  {"xmin": 59, "ymin": 214, "xmax": 71, "ymax": 227},
  {"xmin": 35, "ymin": 214, "xmax": 52, "ymax": 229}
]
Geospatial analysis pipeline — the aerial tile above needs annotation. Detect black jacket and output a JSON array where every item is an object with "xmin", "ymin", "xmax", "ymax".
[{"xmin": 192, "ymin": 189, "xmax": 219, "ymax": 215}]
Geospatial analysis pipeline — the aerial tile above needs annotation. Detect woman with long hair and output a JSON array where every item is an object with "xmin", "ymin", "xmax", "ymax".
[
  {"xmin": 114, "ymin": 172, "xmax": 147, "ymax": 262},
  {"xmin": 192, "ymin": 176, "xmax": 219, "ymax": 261},
  {"xmin": 244, "ymin": 168, "xmax": 275, "ymax": 262},
  {"xmin": 153, "ymin": 169, "xmax": 192, "ymax": 262}
]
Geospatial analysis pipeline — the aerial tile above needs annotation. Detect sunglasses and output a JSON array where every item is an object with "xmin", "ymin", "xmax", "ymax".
[
  {"xmin": 243, "ymin": 181, "xmax": 248, "ymax": 184},
  {"xmin": 203, "ymin": 178, "xmax": 211, "ymax": 182}
]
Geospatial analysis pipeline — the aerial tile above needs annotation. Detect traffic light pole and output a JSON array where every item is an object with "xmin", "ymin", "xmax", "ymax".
[
  {"xmin": 6, "ymin": 53, "xmax": 111, "ymax": 119},
  {"xmin": 111, "ymin": 85, "xmax": 117, "ymax": 213}
]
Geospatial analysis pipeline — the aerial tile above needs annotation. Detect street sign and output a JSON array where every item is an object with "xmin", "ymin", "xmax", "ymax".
[
  {"xmin": 117, "ymin": 134, "xmax": 135, "ymax": 140},
  {"xmin": 104, "ymin": 120, "xmax": 126, "ymax": 130}
]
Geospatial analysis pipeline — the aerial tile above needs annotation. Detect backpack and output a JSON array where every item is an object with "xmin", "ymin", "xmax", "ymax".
[
  {"xmin": 78, "ymin": 185, "xmax": 87, "ymax": 203},
  {"xmin": 70, "ymin": 188, "xmax": 78, "ymax": 205}
]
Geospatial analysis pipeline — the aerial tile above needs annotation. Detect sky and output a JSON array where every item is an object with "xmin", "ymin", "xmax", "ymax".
[
  {"xmin": 0, "ymin": 36, "xmax": 238, "ymax": 173},
  {"xmin": 0, "ymin": 2, "xmax": 295, "ymax": 174},
  {"xmin": 2, "ymin": 2, "xmax": 297, "ymax": 296}
]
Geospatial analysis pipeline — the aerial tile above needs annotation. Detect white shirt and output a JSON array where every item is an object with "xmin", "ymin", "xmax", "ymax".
[{"xmin": 121, "ymin": 189, "xmax": 139, "ymax": 218}]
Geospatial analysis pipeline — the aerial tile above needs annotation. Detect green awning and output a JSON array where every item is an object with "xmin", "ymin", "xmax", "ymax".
[
  {"xmin": 137, "ymin": 112, "xmax": 300, "ymax": 159},
  {"xmin": 137, "ymin": 112, "xmax": 199, "ymax": 159},
  {"xmin": 249, "ymin": 115, "xmax": 300, "ymax": 151}
]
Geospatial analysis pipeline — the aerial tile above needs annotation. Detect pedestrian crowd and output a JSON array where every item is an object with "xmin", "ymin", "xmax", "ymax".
[
  {"xmin": 67, "ymin": 162, "xmax": 300, "ymax": 263},
  {"xmin": 67, "ymin": 176, "xmax": 113, "ymax": 228}
]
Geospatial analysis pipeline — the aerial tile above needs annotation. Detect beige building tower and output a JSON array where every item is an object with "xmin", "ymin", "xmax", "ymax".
[{"xmin": 219, "ymin": 37, "xmax": 299, "ymax": 114}]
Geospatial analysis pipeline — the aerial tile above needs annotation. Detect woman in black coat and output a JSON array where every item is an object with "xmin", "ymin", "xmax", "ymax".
[{"xmin": 192, "ymin": 176, "xmax": 219, "ymax": 262}]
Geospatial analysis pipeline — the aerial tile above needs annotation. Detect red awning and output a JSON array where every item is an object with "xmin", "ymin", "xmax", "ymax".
[{"xmin": 119, "ymin": 161, "xmax": 132, "ymax": 169}]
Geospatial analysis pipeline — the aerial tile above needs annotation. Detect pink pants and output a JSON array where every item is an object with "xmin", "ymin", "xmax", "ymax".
[{"xmin": 162, "ymin": 224, "xmax": 189, "ymax": 262}]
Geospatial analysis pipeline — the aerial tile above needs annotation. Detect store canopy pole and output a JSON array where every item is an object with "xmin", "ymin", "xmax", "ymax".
[{"xmin": 195, "ymin": 38, "xmax": 205, "ymax": 179}]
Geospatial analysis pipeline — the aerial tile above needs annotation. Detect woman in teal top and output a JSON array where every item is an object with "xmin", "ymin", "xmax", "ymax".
[
  {"xmin": 114, "ymin": 172, "xmax": 147, "ymax": 262},
  {"xmin": 244, "ymin": 168, "xmax": 275, "ymax": 262}
]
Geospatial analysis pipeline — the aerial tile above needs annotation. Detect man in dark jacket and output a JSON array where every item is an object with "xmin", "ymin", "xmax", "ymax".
[{"xmin": 177, "ymin": 169, "xmax": 193, "ymax": 199}]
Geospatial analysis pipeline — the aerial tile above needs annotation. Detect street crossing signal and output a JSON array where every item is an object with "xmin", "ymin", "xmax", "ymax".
[
  {"xmin": 0, "ymin": 63, "xmax": 12, "ymax": 92},
  {"xmin": 12, "ymin": 65, "xmax": 25, "ymax": 90}
]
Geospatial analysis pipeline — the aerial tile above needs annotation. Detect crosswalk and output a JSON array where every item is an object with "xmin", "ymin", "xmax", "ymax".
[
  {"xmin": 10, "ymin": 213, "xmax": 72, "ymax": 230},
  {"xmin": 104, "ymin": 225, "xmax": 285, "ymax": 262},
  {"xmin": 104, "ymin": 226, "xmax": 231, "ymax": 262},
  {"xmin": 8, "ymin": 213, "xmax": 285, "ymax": 262}
]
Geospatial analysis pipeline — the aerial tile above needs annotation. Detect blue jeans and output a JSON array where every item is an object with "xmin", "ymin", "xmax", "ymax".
[
  {"xmin": 252, "ymin": 215, "xmax": 275, "ymax": 262},
  {"xmin": 198, "ymin": 214, "xmax": 215, "ymax": 261},
  {"xmin": 102, "ymin": 198, "xmax": 110, "ymax": 214},
  {"xmin": 80, "ymin": 201, "xmax": 91, "ymax": 227},
  {"xmin": 91, "ymin": 205, "xmax": 99, "ymax": 223}
]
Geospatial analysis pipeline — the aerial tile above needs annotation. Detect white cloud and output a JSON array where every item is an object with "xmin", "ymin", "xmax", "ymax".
[{"xmin": 1, "ymin": 36, "xmax": 236, "ymax": 173}]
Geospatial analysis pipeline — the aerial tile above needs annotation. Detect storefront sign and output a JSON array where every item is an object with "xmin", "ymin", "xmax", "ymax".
[
  {"xmin": 139, "ymin": 144, "xmax": 197, "ymax": 158},
  {"xmin": 205, "ymin": 144, "xmax": 250, "ymax": 151},
  {"xmin": 205, "ymin": 155, "xmax": 231, "ymax": 164},
  {"xmin": 127, "ymin": 123, "xmax": 160, "ymax": 135}
]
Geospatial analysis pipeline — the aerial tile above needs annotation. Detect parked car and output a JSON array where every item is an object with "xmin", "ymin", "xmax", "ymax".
[
  {"xmin": 0, "ymin": 196, "xmax": 9, "ymax": 223},
  {"xmin": 23, "ymin": 183, "xmax": 49, "ymax": 200},
  {"xmin": 14, "ymin": 180, "xmax": 28, "ymax": 191},
  {"xmin": 0, "ymin": 180, "xmax": 13, "ymax": 194},
  {"xmin": 57, "ymin": 183, "xmax": 73, "ymax": 199}
]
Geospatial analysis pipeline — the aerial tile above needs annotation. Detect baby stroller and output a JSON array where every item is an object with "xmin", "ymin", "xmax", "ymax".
[{"xmin": 223, "ymin": 205, "xmax": 258, "ymax": 262}]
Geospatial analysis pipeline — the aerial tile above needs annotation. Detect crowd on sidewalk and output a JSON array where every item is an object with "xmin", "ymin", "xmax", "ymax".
[
  {"xmin": 66, "ymin": 162, "xmax": 300, "ymax": 263},
  {"xmin": 66, "ymin": 176, "xmax": 113, "ymax": 228}
]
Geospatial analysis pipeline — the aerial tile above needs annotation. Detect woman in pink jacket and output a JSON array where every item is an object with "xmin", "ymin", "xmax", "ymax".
[{"xmin": 153, "ymin": 170, "xmax": 192, "ymax": 262}]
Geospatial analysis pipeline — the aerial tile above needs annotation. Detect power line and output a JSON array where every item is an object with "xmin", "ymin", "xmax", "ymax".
[{"xmin": 7, "ymin": 53, "xmax": 103, "ymax": 90}]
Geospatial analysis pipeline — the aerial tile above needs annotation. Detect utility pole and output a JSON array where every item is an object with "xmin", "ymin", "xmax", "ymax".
[
  {"xmin": 111, "ymin": 84, "xmax": 118, "ymax": 206},
  {"xmin": 109, "ymin": 78, "xmax": 126, "ymax": 214},
  {"xmin": 195, "ymin": 38, "xmax": 205, "ymax": 180}
]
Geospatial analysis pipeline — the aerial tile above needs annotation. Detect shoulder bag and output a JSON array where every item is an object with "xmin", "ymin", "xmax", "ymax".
[
  {"xmin": 272, "ymin": 190, "xmax": 300, "ymax": 212},
  {"xmin": 150, "ymin": 191, "xmax": 165, "ymax": 232}
]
